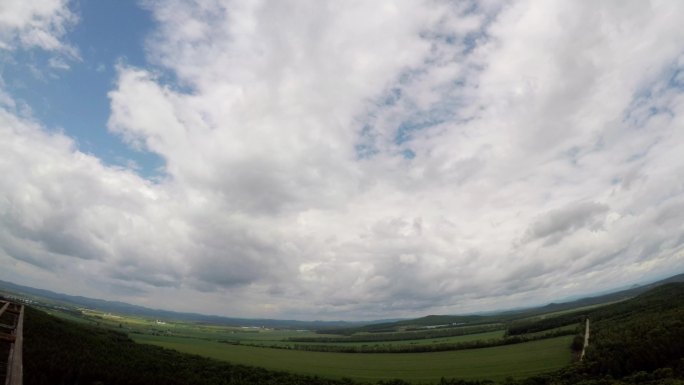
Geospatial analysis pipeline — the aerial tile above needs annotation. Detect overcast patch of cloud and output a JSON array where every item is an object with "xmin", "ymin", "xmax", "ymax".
[
  {"xmin": 1, "ymin": 0, "xmax": 684, "ymax": 319},
  {"xmin": 524, "ymin": 202, "xmax": 609, "ymax": 245}
]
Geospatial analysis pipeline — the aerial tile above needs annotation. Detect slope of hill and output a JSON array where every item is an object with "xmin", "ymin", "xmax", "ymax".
[
  {"xmin": 516, "ymin": 282, "xmax": 684, "ymax": 385},
  {"xmin": 511, "ymin": 272, "xmax": 684, "ymax": 316}
]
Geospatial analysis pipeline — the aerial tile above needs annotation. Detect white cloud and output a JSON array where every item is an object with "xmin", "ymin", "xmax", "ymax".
[
  {"xmin": 2, "ymin": 0, "xmax": 684, "ymax": 319},
  {"xmin": 0, "ymin": 0, "xmax": 77, "ymax": 54},
  {"xmin": 48, "ymin": 56, "xmax": 70, "ymax": 70}
]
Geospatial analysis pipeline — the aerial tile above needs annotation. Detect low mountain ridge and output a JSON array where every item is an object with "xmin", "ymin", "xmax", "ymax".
[{"xmin": 0, "ymin": 279, "xmax": 368, "ymax": 329}]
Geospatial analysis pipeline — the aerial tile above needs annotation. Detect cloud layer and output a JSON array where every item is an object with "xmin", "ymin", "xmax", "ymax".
[
  {"xmin": 1, "ymin": 0, "xmax": 684, "ymax": 319},
  {"xmin": 0, "ymin": 0, "xmax": 76, "ymax": 53}
]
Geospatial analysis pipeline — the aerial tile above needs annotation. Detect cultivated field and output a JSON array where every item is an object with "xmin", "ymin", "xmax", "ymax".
[{"xmin": 132, "ymin": 334, "xmax": 574, "ymax": 382}]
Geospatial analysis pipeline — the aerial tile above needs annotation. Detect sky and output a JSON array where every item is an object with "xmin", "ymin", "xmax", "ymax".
[{"xmin": 0, "ymin": 0, "xmax": 683, "ymax": 320}]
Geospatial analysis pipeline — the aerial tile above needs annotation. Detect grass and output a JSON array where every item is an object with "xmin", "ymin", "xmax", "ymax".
[{"xmin": 133, "ymin": 334, "xmax": 574, "ymax": 383}]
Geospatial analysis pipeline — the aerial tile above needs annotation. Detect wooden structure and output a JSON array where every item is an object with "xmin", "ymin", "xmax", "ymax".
[{"xmin": 0, "ymin": 300, "xmax": 23, "ymax": 385}]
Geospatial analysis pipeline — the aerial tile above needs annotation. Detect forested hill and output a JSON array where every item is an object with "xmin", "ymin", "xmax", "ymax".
[
  {"xmin": 519, "ymin": 272, "xmax": 684, "ymax": 316},
  {"xmin": 509, "ymin": 282, "xmax": 684, "ymax": 385},
  {"xmin": 582, "ymin": 282, "xmax": 684, "ymax": 377}
]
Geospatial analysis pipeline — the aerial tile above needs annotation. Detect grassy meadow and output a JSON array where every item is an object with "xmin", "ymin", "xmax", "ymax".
[{"xmin": 132, "ymin": 333, "xmax": 574, "ymax": 382}]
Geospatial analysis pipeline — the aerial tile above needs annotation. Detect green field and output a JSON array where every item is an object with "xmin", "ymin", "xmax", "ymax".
[{"xmin": 133, "ymin": 334, "xmax": 574, "ymax": 382}]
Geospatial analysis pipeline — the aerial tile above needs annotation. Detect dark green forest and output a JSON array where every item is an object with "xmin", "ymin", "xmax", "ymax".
[
  {"xmin": 506, "ymin": 313, "xmax": 585, "ymax": 336},
  {"xmin": 23, "ymin": 283, "xmax": 684, "ymax": 385}
]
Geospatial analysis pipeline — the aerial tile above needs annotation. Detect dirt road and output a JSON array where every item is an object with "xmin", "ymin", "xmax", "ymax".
[{"xmin": 580, "ymin": 318, "xmax": 590, "ymax": 361}]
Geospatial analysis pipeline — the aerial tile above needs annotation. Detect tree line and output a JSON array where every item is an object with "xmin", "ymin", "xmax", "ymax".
[
  {"xmin": 505, "ymin": 313, "xmax": 586, "ymax": 336},
  {"xmin": 223, "ymin": 328, "xmax": 576, "ymax": 354},
  {"xmin": 289, "ymin": 324, "xmax": 502, "ymax": 343}
]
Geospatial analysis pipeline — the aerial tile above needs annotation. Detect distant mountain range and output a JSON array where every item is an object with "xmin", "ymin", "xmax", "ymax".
[
  {"xmin": 0, "ymin": 279, "xmax": 381, "ymax": 329},
  {"xmin": 1, "ymin": 272, "xmax": 683, "ymax": 330}
]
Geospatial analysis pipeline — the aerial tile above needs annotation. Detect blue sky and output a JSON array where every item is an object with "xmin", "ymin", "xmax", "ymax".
[
  {"xmin": 1, "ymin": 1, "xmax": 684, "ymax": 320},
  {"xmin": 1, "ymin": 0, "xmax": 162, "ymax": 176}
]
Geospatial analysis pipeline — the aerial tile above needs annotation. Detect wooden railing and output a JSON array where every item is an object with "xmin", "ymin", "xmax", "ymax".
[{"xmin": 0, "ymin": 300, "xmax": 23, "ymax": 385}]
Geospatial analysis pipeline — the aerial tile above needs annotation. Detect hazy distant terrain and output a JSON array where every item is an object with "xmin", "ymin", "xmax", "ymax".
[{"xmin": 0, "ymin": 279, "xmax": 376, "ymax": 330}]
